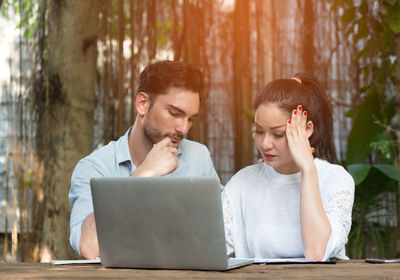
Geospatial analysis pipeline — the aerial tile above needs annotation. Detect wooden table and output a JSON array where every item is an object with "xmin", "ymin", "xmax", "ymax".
[{"xmin": 1, "ymin": 260, "xmax": 400, "ymax": 279}]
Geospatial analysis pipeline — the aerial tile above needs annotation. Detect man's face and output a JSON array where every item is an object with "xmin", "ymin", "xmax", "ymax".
[{"xmin": 142, "ymin": 87, "xmax": 200, "ymax": 147}]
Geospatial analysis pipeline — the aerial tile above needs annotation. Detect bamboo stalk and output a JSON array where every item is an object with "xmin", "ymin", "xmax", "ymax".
[
  {"xmin": 11, "ymin": 137, "xmax": 18, "ymax": 262},
  {"xmin": 117, "ymin": 0, "xmax": 125, "ymax": 135},
  {"xmin": 130, "ymin": 0, "xmax": 136, "ymax": 124},
  {"xmin": 395, "ymin": 32, "xmax": 400, "ymax": 257},
  {"xmin": 102, "ymin": 0, "xmax": 110, "ymax": 143},
  {"xmin": 4, "ymin": 133, "xmax": 10, "ymax": 262},
  {"xmin": 20, "ymin": 139, "xmax": 27, "ymax": 262}
]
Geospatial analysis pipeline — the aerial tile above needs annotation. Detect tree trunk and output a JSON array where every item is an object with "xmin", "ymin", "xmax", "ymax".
[
  {"xmin": 180, "ymin": 0, "xmax": 210, "ymax": 146},
  {"xmin": 302, "ymin": 0, "xmax": 315, "ymax": 74},
  {"xmin": 232, "ymin": 0, "xmax": 253, "ymax": 172},
  {"xmin": 117, "ymin": 0, "xmax": 125, "ymax": 135},
  {"xmin": 36, "ymin": 0, "xmax": 101, "ymax": 261},
  {"xmin": 130, "ymin": 0, "xmax": 137, "ymax": 124}
]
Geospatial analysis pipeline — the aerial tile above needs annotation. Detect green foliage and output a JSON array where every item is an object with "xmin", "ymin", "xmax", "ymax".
[
  {"xmin": 347, "ymin": 164, "xmax": 371, "ymax": 185},
  {"xmin": 331, "ymin": 0, "xmax": 400, "ymax": 258},
  {"xmin": 385, "ymin": 4, "xmax": 400, "ymax": 32},
  {"xmin": 242, "ymin": 108, "xmax": 255, "ymax": 122},
  {"xmin": 345, "ymin": 89, "xmax": 394, "ymax": 164},
  {"xmin": 0, "ymin": 0, "xmax": 38, "ymax": 40},
  {"xmin": 157, "ymin": 19, "xmax": 174, "ymax": 49},
  {"xmin": 347, "ymin": 165, "xmax": 398, "ymax": 258},
  {"xmin": 348, "ymin": 163, "xmax": 400, "ymax": 187},
  {"xmin": 0, "ymin": 0, "xmax": 11, "ymax": 17}
]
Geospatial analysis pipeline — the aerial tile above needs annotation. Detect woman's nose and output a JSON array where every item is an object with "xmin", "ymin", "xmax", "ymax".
[{"xmin": 261, "ymin": 135, "xmax": 274, "ymax": 150}]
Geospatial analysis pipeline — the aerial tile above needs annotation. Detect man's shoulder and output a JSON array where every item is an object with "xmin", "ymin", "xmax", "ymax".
[
  {"xmin": 179, "ymin": 138, "xmax": 209, "ymax": 155},
  {"xmin": 73, "ymin": 140, "xmax": 117, "ymax": 175},
  {"xmin": 85, "ymin": 141, "xmax": 117, "ymax": 162}
]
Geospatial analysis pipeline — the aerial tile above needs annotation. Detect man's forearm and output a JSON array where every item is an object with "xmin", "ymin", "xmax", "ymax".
[{"xmin": 79, "ymin": 213, "xmax": 100, "ymax": 259}]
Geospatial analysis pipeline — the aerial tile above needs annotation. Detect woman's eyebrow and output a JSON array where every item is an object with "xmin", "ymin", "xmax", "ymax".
[
  {"xmin": 271, "ymin": 124, "xmax": 286, "ymax": 130},
  {"xmin": 254, "ymin": 122, "xmax": 263, "ymax": 129},
  {"xmin": 254, "ymin": 122, "xmax": 286, "ymax": 130}
]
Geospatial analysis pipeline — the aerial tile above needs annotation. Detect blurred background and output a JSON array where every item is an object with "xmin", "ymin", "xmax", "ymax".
[{"xmin": 0, "ymin": 0, "xmax": 399, "ymax": 262}]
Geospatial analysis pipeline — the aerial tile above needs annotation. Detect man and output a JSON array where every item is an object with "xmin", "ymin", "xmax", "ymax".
[{"xmin": 69, "ymin": 60, "xmax": 219, "ymax": 259}]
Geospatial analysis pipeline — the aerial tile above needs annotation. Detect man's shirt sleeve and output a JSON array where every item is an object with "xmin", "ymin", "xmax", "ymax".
[
  {"xmin": 200, "ymin": 144, "xmax": 223, "ymax": 191},
  {"xmin": 69, "ymin": 158, "xmax": 105, "ymax": 255}
]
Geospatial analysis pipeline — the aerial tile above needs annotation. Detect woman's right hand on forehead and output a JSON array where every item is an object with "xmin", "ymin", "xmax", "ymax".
[{"xmin": 285, "ymin": 105, "xmax": 315, "ymax": 172}]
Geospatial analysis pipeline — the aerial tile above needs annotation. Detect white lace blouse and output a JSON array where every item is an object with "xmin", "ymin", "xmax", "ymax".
[{"xmin": 222, "ymin": 158, "xmax": 354, "ymax": 260}]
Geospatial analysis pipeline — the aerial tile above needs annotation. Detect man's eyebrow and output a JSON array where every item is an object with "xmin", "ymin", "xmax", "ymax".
[
  {"xmin": 167, "ymin": 104, "xmax": 185, "ymax": 114},
  {"xmin": 167, "ymin": 104, "xmax": 199, "ymax": 118}
]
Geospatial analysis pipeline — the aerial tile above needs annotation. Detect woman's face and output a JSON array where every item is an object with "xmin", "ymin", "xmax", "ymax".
[{"xmin": 253, "ymin": 102, "xmax": 299, "ymax": 174}]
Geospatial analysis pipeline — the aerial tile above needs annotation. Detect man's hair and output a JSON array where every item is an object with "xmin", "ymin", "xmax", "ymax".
[
  {"xmin": 253, "ymin": 73, "xmax": 336, "ymax": 163},
  {"xmin": 137, "ymin": 60, "xmax": 204, "ymax": 100}
]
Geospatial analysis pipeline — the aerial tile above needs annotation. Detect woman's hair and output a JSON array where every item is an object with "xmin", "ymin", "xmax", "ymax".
[{"xmin": 253, "ymin": 73, "xmax": 335, "ymax": 163}]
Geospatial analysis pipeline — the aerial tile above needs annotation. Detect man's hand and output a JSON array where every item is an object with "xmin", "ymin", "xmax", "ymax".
[
  {"xmin": 79, "ymin": 213, "xmax": 99, "ymax": 260},
  {"xmin": 132, "ymin": 137, "xmax": 178, "ymax": 177}
]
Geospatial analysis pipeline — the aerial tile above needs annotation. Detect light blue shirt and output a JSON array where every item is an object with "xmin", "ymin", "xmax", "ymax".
[{"xmin": 69, "ymin": 127, "xmax": 220, "ymax": 255}]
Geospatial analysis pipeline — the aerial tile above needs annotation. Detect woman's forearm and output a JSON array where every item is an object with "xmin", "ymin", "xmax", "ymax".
[{"xmin": 300, "ymin": 164, "xmax": 331, "ymax": 261}]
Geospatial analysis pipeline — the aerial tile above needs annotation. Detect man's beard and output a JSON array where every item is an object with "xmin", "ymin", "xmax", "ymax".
[{"xmin": 143, "ymin": 118, "xmax": 184, "ymax": 146}]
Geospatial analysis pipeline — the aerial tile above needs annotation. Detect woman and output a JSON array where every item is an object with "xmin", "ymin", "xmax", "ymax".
[{"xmin": 223, "ymin": 73, "xmax": 354, "ymax": 261}]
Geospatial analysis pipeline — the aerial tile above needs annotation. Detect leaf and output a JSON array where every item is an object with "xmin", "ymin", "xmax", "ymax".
[
  {"xmin": 385, "ymin": 4, "xmax": 400, "ymax": 33},
  {"xmin": 242, "ymin": 108, "xmax": 255, "ymax": 122},
  {"xmin": 385, "ymin": 0, "xmax": 398, "ymax": 6},
  {"xmin": 373, "ymin": 164, "xmax": 400, "ymax": 181},
  {"xmin": 345, "ymin": 108, "xmax": 356, "ymax": 118},
  {"xmin": 24, "ymin": 28, "xmax": 32, "ymax": 40},
  {"xmin": 347, "ymin": 82, "xmax": 395, "ymax": 164},
  {"xmin": 341, "ymin": 6, "xmax": 355, "ymax": 26},
  {"xmin": 346, "ymin": 89, "xmax": 382, "ymax": 164},
  {"xmin": 330, "ymin": 0, "xmax": 342, "ymax": 11},
  {"xmin": 347, "ymin": 164, "xmax": 372, "ymax": 184},
  {"xmin": 358, "ymin": 1, "xmax": 368, "ymax": 16},
  {"xmin": 354, "ymin": 18, "xmax": 370, "ymax": 43},
  {"xmin": 355, "ymin": 42, "xmax": 371, "ymax": 60},
  {"xmin": 345, "ymin": 22, "xmax": 355, "ymax": 37},
  {"xmin": 355, "ymin": 167, "xmax": 398, "ymax": 200},
  {"xmin": 377, "ymin": 27, "xmax": 394, "ymax": 53}
]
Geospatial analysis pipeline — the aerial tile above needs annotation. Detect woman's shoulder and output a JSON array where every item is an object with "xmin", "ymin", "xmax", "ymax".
[
  {"xmin": 233, "ymin": 162, "xmax": 266, "ymax": 178},
  {"xmin": 315, "ymin": 158, "xmax": 355, "ymax": 190},
  {"xmin": 225, "ymin": 163, "xmax": 266, "ymax": 188}
]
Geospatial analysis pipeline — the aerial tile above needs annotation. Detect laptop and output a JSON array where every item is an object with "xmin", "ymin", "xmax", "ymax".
[{"xmin": 90, "ymin": 176, "xmax": 253, "ymax": 270}]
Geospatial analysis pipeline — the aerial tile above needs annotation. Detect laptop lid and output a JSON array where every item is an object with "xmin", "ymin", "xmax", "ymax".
[{"xmin": 90, "ymin": 176, "xmax": 231, "ymax": 270}]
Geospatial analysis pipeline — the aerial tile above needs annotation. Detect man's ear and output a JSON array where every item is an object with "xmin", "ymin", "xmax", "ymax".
[
  {"xmin": 306, "ymin": 120, "xmax": 314, "ymax": 138},
  {"xmin": 136, "ymin": 92, "xmax": 151, "ymax": 117}
]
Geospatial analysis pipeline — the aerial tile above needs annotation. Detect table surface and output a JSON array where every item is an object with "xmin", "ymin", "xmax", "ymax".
[{"xmin": 1, "ymin": 259, "xmax": 400, "ymax": 279}]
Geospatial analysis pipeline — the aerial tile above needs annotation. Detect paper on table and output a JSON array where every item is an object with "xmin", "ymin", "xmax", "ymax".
[
  {"xmin": 50, "ymin": 257, "xmax": 101, "ymax": 265},
  {"xmin": 248, "ymin": 257, "xmax": 336, "ymax": 264},
  {"xmin": 251, "ymin": 257, "xmax": 308, "ymax": 264}
]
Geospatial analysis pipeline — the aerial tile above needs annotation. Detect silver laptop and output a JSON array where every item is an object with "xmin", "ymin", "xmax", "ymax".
[{"xmin": 90, "ymin": 176, "xmax": 253, "ymax": 270}]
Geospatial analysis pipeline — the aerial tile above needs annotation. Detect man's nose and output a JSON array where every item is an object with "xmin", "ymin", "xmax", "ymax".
[{"xmin": 176, "ymin": 118, "xmax": 191, "ymax": 135}]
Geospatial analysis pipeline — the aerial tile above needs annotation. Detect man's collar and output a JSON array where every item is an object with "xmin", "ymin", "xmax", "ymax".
[
  {"xmin": 116, "ymin": 126, "xmax": 134, "ymax": 165},
  {"xmin": 177, "ymin": 141, "xmax": 183, "ymax": 158}
]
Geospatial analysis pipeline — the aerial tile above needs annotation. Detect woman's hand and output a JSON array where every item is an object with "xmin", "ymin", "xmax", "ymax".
[{"xmin": 285, "ymin": 105, "xmax": 315, "ymax": 172}]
